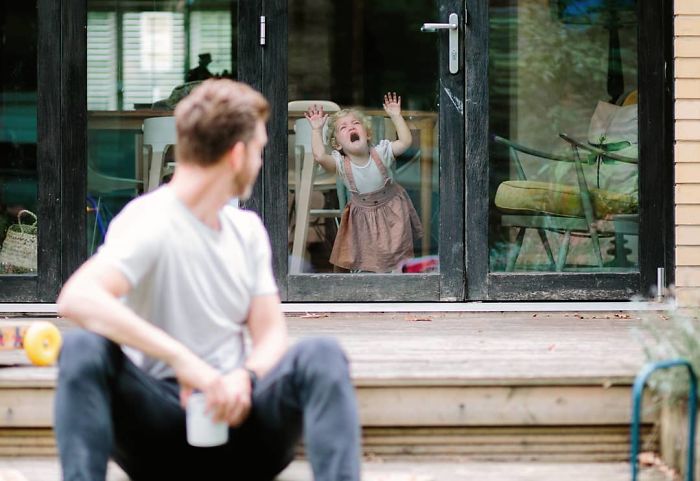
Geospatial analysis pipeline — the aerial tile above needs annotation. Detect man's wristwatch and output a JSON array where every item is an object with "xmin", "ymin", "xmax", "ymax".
[{"xmin": 244, "ymin": 367, "xmax": 258, "ymax": 390}]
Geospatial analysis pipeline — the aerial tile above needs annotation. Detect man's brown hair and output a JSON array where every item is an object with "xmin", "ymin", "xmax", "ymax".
[{"xmin": 175, "ymin": 79, "xmax": 269, "ymax": 166}]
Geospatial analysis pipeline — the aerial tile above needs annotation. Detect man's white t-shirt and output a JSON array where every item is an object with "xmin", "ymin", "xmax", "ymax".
[
  {"xmin": 332, "ymin": 139, "xmax": 395, "ymax": 193},
  {"xmin": 95, "ymin": 186, "xmax": 278, "ymax": 379}
]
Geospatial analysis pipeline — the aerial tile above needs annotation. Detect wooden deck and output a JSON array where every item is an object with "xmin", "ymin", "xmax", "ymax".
[
  {"xmin": 287, "ymin": 311, "xmax": 653, "ymax": 384},
  {"xmin": 0, "ymin": 311, "xmax": 658, "ymax": 383},
  {"xmin": 0, "ymin": 311, "xmax": 667, "ymax": 465}
]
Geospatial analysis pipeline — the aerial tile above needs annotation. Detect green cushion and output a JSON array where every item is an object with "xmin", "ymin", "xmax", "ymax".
[{"xmin": 495, "ymin": 180, "xmax": 637, "ymax": 219}]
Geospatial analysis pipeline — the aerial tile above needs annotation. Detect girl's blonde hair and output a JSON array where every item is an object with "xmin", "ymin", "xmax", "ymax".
[{"xmin": 326, "ymin": 109, "xmax": 373, "ymax": 150}]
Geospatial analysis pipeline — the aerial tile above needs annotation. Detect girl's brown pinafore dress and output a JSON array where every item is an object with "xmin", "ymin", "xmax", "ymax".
[{"xmin": 329, "ymin": 148, "xmax": 423, "ymax": 273}]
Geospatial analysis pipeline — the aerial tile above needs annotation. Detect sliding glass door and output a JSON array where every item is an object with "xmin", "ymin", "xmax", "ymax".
[{"xmin": 258, "ymin": 0, "xmax": 466, "ymax": 301}]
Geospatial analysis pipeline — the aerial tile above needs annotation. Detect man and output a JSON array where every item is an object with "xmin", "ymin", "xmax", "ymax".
[
  {"xmin": 55, "ymin": 79, "xmax": 361, "ymax": 481},
  {"xmin": 186, "ymin": 52, "xmax": 214, "ymax": 82}
]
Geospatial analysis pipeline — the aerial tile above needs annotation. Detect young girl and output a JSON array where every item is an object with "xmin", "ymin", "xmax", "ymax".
[{"xmin": 305, "ymin": 92, "xmax": 423, "ymax": 273}]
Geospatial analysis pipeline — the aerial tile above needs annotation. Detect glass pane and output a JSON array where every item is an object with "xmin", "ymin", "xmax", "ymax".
[
  {"xmin": 488, "ymin": 0, "xmax": 639, "ymax": 273},
  {"xmin": 86, "ymin": 0, "xmax": 237, "ymax": 255},
  {"xmin": 0, "ymin": 3, "xmax": 39, "ymax": 275},
  {"xmin": 288, "ymin": 1, "xmax": 439, "ymax": 274}
]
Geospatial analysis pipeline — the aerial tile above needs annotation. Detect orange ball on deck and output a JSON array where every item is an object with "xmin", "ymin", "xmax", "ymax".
[{"xmin": 23, "ymin": 322, "xmax": 62, "ymax": 366}]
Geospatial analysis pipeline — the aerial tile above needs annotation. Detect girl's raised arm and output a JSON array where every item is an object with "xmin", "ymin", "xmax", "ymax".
[
  {"xmin": 304, "ymin": 106, "xmax": 336, "ymax": 172},
  {"xmin": 383, "ymin": 92, "xmax": 412, "ymax": 157}
]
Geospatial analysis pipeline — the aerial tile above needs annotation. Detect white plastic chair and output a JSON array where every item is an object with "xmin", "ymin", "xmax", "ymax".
[
  {"xmin": 142, "ymin": 116, "xmax": 176, "ymax": 192},
  {"xmin": 288, "ymin": 100, "xmax": 341, "ymax": 274}
]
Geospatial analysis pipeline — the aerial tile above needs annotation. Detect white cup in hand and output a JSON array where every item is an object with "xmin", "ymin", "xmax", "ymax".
[{"xmin": 186, "ymin": 392, "xmax": 229, "ymax": 447}]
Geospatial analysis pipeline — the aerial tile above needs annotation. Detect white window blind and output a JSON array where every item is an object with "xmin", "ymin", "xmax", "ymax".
[
  {"xmin": 87, "ymin": 9, "xmax": 233, "ymax": 111},
  {"xmin": 123, "ymin": 12, "xmax": 185, "ymax": 109},
  {"xmin": 189, "ymin": 11, "xmax": 232, "ymax": 77},
  {"xmin": 87, "ymin": 11, "xmax": 117, "ymax": 110}
]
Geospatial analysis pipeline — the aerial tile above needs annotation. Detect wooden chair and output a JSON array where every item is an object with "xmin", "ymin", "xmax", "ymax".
[
  {"xmin": 493, "ymin": 134, "xmax": 638, "ymax": 271},
  {"xmin": 288, "ymin": 100, "xmax": 340, "ymax": 273},
  {"xmin": 142, "ymin": 116, "xmax": 176, "ymax": 192}
]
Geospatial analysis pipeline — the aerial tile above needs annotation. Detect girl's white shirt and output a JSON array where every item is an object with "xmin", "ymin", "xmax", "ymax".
[{"xmin": 331, "ymin": 139, "xmax": 395, "ymax": 193}]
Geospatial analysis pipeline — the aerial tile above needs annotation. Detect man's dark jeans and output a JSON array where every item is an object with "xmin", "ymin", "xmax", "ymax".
[{"xmin": 55, "ymin": 331, "xmax": 361, "ymax": 481}]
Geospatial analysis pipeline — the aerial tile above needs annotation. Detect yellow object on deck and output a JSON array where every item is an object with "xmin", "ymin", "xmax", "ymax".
[{"xmin": 0, "ymin": 321, "xmax": 62, "ymax": 366}]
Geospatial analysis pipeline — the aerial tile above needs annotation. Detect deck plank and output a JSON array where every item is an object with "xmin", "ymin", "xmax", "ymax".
[
  {"xmin": 287, "ymin": 312, "xmax": 656, "ymax": 384},
  {"xmin": 0, "ymin": 311, "xmax": 660, "ymax": 387}
]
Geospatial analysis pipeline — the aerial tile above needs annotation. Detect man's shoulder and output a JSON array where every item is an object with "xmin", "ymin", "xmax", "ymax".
[
  {"xmin": 122, "ymin": 187, "xmax": 173, "ymax": 211},
  {"xmin": 108, "ymin": 189, "xmax": 175, "ymax": 235},
  {"xmin": 222, "ymin": 206, "xmax": 267, "ymax": 238}
]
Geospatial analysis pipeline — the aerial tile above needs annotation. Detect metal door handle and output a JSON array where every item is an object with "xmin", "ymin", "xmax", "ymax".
[
  {"xmin": 420, "ymin": 13, "xmax": 459, "ymax": 74},
  {"xmin": 420, "ymin": 21, "xmax": 457, "ymax": 32}
]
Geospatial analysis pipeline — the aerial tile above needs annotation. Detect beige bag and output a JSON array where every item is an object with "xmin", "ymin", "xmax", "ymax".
[
  {"xmin": 585, "ymin": 101, "xmax": 639, "ymax": 195},
  {"xmin": 0, "ymin": 210, "xmax": 38, "ymax": 273}
]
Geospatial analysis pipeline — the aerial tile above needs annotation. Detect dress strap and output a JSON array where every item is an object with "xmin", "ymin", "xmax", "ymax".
[
  {"xmin": 342, "ymin": 155, "xmax": 359, "ymax": 193},
  {"xmin": 343, "ymin": 147, "xmax": 391, "ymax": 193},
  {"xmin": 369, "ymin": 147, "xmax": 391, "ymax": 182}
]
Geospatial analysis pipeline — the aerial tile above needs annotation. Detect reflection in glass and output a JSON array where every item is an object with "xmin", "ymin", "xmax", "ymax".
[
  {"xmin": 86, "ymin": 0, "xmax": 237, "ymax": 255},
  {"xmin": 288, "ymin": 1, "xmax": 440, "ymax": 274},
  {"xmin": 489, "ymin": 0, "xmax": 639, "ymax": 273},
  {"xmin": 0, "ymin": 3, "xmax": 39, "ymax": 275}
]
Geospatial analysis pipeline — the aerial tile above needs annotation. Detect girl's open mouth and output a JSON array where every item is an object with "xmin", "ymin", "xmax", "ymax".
[{"xmin": 350, "ymin": 133, "xmax": 360, "ymax": 142}]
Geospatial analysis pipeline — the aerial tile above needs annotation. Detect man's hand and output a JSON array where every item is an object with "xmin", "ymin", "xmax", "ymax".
[
  {"xmin": 173, "ymin": 351, "xmax": 221, "ymax": 406},
  {"xmin": 383, "ymin": 92, "xmax": 402, "ymax": 117},
  {"xmin": 304, "ymin": 105, "xmax": 328, "ymax": 130},
  {"xmin": 182, "ymin": 368, "xmax": 253, "ymax": 427}
]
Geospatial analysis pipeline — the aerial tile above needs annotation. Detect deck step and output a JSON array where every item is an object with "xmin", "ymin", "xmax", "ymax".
[
  {"xmin": 0, "ymin": 424, "xmax": 660, "ymax": 461},
  {"xmin": 0, "ymin": 379, "xmax": 658, "ymax": 461},
  {"xmin": 0, "ymin": 458, "xmax": 674, "ymax": 481},
  {"xmin": 0, "ymin": 313, "xmax": 663, "ymax": 463}
]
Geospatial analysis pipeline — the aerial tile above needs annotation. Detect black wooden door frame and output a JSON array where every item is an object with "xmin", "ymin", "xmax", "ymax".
[
  {"xmin": 43, "ymin": 0, "xmax": 672, "ymax": 304},
  {"xmin": 259, "ymin": 0, "xmax": 466, "ymax": 302},
  {"xmin": 8, "ymin": 0, "xmax": 253, "ymax": 303},
  {"xmin": 0, "ymin": 0, "xmax": 82, "ymax": 302},
  {"xmin": 465, "ymin": 0, "xmax": 675, "ymax": 301}
]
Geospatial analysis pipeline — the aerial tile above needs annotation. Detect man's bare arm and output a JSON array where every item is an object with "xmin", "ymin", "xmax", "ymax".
[
  {"xmin": 244, "ymin": 293, "xmax": 289, "ymax": 376},
  {"xmin": 214, "ymin": 293, "xmax": 287, "ymax": 426},
  {"xmin": 56, "ymin": 259, "xmax": 219, "ymax": 390}
]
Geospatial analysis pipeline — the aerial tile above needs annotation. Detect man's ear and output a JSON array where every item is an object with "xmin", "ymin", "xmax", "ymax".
[{"xmin": 228, "ymin": 141, "xmax": 246, "ymax": 172}]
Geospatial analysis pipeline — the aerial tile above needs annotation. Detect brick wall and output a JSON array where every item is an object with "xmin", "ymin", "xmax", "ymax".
[{"xmin": 675, "ymin": 0, "xmax": 700, "ymax": 306}]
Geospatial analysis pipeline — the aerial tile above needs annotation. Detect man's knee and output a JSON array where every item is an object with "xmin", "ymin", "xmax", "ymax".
[
  {"xmin": 58, "ymin": 330, "xmax": 120, "ymax": 382},
  {"xmin": 293, "ymin": 337, "xmax": 351, "ymax": 387}
]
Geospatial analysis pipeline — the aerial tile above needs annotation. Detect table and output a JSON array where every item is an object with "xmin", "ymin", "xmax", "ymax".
[
  {"xmin": 87, "ymin": 110, "xmax": 172, "ymax": 130},
  {"xmin": 89, "ymin": 109, "xmax": 438, "ymax": 256}
]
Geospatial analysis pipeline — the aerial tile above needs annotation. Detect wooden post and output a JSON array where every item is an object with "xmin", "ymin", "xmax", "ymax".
[{"xmin": 661, "ymin": 399, "xmax": 700, "ymax": 480}]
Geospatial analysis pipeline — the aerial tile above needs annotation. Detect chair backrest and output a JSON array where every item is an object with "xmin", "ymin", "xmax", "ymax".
[
  {"xmin": 293, "ymin": 118, "xmax": 316, "ymax": 152},
  {"xmin": 143, "ymin": 116, "xmax": 176, "ymax": 151},
  {"xmin": 288, "ymin": 100, "xmax": 340, "ymax": 114},
  {"xmin": 290, "ymin": 100, "xmax": 341, "ymax": 149}
]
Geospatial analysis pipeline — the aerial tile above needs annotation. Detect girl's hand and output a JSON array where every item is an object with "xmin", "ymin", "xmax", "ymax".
[
  {"xmin": 383, "ymin": 92, "xmax": 402, "ymax": 117},
  {"xmin": 304, "ymin": 105, "xmax": 328, "ymax": 130}
]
